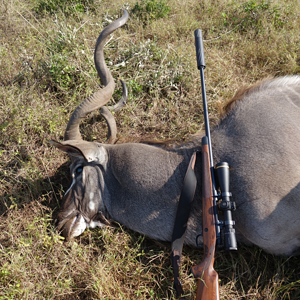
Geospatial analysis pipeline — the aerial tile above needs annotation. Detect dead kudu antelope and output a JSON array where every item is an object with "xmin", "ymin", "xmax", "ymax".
[{"xmin": 51, "ymin": 10, "xmax": 300, "ymax": 257}]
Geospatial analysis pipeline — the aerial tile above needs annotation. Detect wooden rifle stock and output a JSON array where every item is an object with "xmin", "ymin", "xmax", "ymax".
[{"xmin": 191, "ymin": 137, "xmax": 219, "ymax": 300}]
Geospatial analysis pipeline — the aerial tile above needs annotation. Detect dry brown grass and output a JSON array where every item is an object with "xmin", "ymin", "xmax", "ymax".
[{"xmin": 1, "ymin": 0, "xmax": 300, "ymax": 298}]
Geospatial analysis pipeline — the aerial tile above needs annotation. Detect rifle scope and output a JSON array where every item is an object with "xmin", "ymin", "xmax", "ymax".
[{"xmin": 215, "ymin": 162, "xmax": 237, "ymax": 251}]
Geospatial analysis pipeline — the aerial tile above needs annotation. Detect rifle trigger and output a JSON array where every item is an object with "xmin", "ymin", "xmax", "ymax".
[{"xmin": 196, "ymin": 233, "xmax": 203, "ymax": 248}]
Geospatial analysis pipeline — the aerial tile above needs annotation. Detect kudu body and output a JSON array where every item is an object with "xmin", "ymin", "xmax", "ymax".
[{"xmin": 52, "ymin": 10, "xmax": 300, "ymax": 256}]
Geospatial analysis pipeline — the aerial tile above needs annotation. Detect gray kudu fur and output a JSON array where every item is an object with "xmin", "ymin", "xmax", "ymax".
[{"xmin": 51, "ymin": 10, "xmax": 300, "ymax": 256}]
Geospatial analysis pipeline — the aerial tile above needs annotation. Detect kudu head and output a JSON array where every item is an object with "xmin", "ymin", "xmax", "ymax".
[{"xmin": 51, "ymin": 10, "xmax": 129, "ymax": 240}]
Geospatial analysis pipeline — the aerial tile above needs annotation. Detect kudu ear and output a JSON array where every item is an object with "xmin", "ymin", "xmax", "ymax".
[{"xmin": 50, "ymin": 140, "xmax": 107, "ymax": 163}]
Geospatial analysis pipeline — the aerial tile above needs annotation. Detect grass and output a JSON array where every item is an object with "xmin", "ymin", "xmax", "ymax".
[{"xmin": 0, "ymin": 0, "xmax": 300, "ymax": 298}]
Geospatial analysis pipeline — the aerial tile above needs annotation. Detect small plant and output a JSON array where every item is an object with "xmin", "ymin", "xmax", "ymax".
[
  {"xmin": 221, "ymin": 0, "xmax": 289, "ymax": 34},
  {"xmin": 36, "ymin": 24, "xmax": 92, "ymax": 97},
  {"xmin": 48, "ymin": 53, "xmax": 79, "ymax": 91},
  {"xmin": 33, "ymin": 0, "xmax": 95, "ymax": 16},
  {"xmin": 128, "ymin": 79, "xmax": 143, "ymax": 95},
  {"xmin": 132, "ymin": 0, "xmax": 170, "ymax": 21},
  {"xmin": 240, "ymin": 0, "xmax": 271, "ymax": 31}
]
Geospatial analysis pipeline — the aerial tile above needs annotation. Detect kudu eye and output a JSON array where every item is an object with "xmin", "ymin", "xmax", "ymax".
[{"xmin": 76, "ymin": 166, "xmax": 83, "ymax": 174}]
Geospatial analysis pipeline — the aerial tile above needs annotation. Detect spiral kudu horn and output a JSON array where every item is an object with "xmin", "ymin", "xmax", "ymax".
[
  {"xmin": 64, "ymin": 10, "xmax": 129, "ymax": 141},
  {"xmin": 101, "ymin": 79, "xmax": 128, "ymax": 144}
]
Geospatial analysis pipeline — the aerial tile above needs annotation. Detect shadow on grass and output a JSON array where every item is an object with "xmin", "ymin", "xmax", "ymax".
[{"xmin": 0, "ymin": 158, "xmax": 70, "ymax": 219}]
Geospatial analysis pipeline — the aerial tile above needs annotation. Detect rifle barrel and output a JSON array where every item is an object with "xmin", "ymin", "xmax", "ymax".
[{"xmin": 194, "ymin": 29, "xmax": 213, "ymax": 168}]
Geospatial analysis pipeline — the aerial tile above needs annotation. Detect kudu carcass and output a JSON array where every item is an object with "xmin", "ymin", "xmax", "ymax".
[{"xmin": 51, "ymin": 10, "xmax": 300, "ymax": 256}]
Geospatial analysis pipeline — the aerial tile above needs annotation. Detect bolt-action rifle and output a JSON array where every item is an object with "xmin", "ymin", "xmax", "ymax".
[
  {"xmin": 170, "ymin": 29, "xmax": 237, "ymax": 300},
  {"xmin": 191, "ymin": 29, "xmax": 237, "ymax": 299}
]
